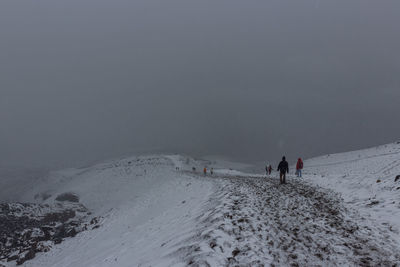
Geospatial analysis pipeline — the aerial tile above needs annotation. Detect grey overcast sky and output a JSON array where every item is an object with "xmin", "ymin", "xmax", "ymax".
[{"xmin": 1, "ymin": 0, "xmax": 399, "ymax": 168}]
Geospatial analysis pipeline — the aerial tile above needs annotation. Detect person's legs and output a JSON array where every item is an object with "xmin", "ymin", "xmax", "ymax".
[
  {"xmin": 299, "ymin": 169, "xmax": 302, "ymax": 177},
  {"xmin": 280, "ymin": 172, "xmax": 283, "ymax": 184},
  {"xmin": 284, "ymin": 173, "xmax": 286, "ymax": 183}
]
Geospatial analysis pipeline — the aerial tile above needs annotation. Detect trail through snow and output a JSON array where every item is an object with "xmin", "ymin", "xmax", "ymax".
[
  {"xmin": 168, "ymin": 173, "xmax": 400, "ymax": 266},
  {"xmin": 2, "ymin": 144, "xmax": 400, "ymax": 266}
]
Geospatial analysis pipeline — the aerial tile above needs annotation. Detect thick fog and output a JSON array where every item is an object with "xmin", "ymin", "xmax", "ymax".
[{"xmin": 1, "ymin": 0, "xmax": 399, "ymax": 169}]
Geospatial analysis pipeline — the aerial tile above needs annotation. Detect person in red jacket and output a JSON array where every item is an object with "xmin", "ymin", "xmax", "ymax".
[{"xmin": 296, "ymin": 158, "xmax": 303, "ymax": 177}]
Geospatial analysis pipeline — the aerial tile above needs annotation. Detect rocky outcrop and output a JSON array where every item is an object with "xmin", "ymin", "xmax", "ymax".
[
  {"xmin": 55, "ymin": 192, "xmax": 80, "ymax": 203},
  {"xmin": 0, "ymin": 202, "xmax": 100, "ymax": 265}
]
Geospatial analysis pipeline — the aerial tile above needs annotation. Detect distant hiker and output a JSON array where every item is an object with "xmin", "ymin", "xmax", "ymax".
[
  {"xmin": 296, "ymin": 158, "xmax": 303, "ymax": 177},
  {"xmin": 211, "ymin": 168, "xmax": 214, "ymax": 175},
  {"xmin": 277, "ymin": 156, "xmax": 289, "ymax": 184},
  {"xmin": 265, "ymin": 165, "xmax": 268, "ymax": 175},
  {"xmin": 203, "ymin": 167, "xmax": 207, "ymax": 175},
  {"xmin": 176, "ymin": 166, "xmax": 180, "ymax": 171},
  {"xmin": 268, "ymin": 165, "xmax": 272, "ymax": 175}
]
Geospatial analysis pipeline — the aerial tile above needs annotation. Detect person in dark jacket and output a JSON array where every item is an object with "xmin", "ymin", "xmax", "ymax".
[{"xmin": 277, "ymin": 156, "xmax": 289, "ymax": 184}]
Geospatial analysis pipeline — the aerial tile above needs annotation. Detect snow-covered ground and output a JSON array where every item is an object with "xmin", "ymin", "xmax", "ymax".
[
  {"xmin": 303, "ymin": 142, "xmax": 400, "ymax": 240},
  {"xmin": 3, "ymin": 155, "xmax": 215, "ymax": 267},
  {"xmin": 1, "ymin": 143, "xmax": 400, "ymax": 266}
]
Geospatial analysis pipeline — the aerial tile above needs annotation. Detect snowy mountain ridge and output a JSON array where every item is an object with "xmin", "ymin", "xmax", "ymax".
[{"xmin": 1, "ymin": 143, "xmax": 400, "ymax": 266}]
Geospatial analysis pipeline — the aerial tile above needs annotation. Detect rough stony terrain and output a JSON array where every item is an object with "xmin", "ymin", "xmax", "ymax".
[
  {"xmin": 0, "ymin": 202, "xmax": 100, "ymax": 265},
  {"xmin": 173, "ymin": 173, "xmax": 400, "ymax": 266}
]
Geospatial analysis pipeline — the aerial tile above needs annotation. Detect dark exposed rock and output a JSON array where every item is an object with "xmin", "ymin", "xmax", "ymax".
[
  {"xmin": 7, "ymin": 255, "xmax": 18, "ymax": 262},
  {"xmin": 376, "ymin": 179, "xmax": 381, "ymax": 183},
  {"xmin": 0, "ymin": 202, "xmax": 96, "ymax": 265},
  {"xmin": 90, "ymin": 217, "xmax": 99, "ymax": 225},
  {"xmin": 43, "ymin": 210, "xmax": 76, "ymax": 223},
  {"xmin": 66, "ymin": 228, "xmax": 77, "ymax": 238},
  {"xmin": 16, "ymin": 249, "xmax": 35, "ymax": 265},
  {"xmin": 55, "ymin": 192, "xmax": 80, "ymax": 203},
  {"xmin": 395, "ymin": 175, "xmax": 400, "ymax": 182},
  {"xmin": 367, "ymin": 200, "xmax": 379, "ymax": 207},
  {"xmin": 209, "ymin": 241, "xmax": 217, "ymax": 249},
  {"xmin": 232, "ymin": 248, "xmax": 240, "ymax": 257}
]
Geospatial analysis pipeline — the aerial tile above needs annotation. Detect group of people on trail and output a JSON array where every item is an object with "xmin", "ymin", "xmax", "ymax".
[
  {"xmin": 203, "ymin": 167, "xmax": 213, "ymax": 176},
  {"xmin": 267, "ymin": 157, "xmax": 304, "ymax": 184},
  {"xmin": 265, "ymin": 165, "xmax": 273, "ymax": 175}
]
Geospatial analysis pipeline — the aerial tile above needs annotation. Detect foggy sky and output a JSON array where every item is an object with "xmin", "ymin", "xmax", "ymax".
[{"xmin": 1, "ymin": 0, "xmax": 400, "ymax": 169}]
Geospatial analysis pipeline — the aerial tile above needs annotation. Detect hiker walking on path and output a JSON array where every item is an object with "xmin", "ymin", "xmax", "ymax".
[
  {"xmin": 296, "ymin": 158, "xmax": 303, "ymax": 177},
  {"xmin": 277, "ymin": 156, "xmax": 289, "ymax": 184},
  {"xmin": 265, "ymin": 165, "xmax": 269, "ymax": 175},
  {"xmin": 268, "ymin": 165, "xmax": 272, "ymax": 175},
  {"xmin": 203, "ymin": 167, "xmax": 207, "ymax": 176}
]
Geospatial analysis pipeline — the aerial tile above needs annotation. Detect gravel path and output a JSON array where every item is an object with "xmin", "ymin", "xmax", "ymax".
[{"xmin": 173, "ymin": 174, "xmax": 400, "ymax": 266}]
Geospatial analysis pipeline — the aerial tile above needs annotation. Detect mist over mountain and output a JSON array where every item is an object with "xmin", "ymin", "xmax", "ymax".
[{"xmin": 1, "ymin": 0, "xmax": 399, "ymax": 169}]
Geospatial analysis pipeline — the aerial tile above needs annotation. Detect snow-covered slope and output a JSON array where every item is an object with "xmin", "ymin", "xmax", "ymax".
[
  {"xmin": 303, "ymin": 142, "xmax": 400, "ymax": 238},
  {"xmin": 2, "ymin": 143, "xmax": 400, "ymax": 266},
  {"xmin": 2, "ymin": 155, "xmax": 216, "ymax": 266}
]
